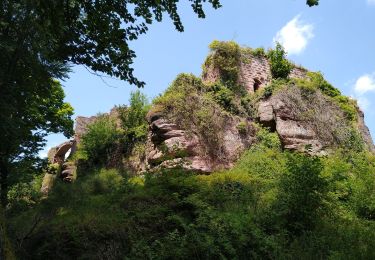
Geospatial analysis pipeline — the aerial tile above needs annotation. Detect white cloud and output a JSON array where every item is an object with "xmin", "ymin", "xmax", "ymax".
[
  {"xmin": 367, "ymin": 0, "xmax": 375, "ymax": 6},
  {"xmin": 353, "ymin": 73, "xmax": 375, "ymax": 112},
  {"xmin": 354, "ymin": 74, "xmax": 375, "ymax": 95},
  {"xmin": 274, "ymin": 15, "xmax": 314, "ymax": 55}
]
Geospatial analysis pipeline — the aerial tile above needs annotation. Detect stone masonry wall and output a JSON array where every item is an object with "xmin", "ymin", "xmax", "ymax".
[{"xmin": 203, "ymin": 54, "xmax": 307, "ymax": 94}]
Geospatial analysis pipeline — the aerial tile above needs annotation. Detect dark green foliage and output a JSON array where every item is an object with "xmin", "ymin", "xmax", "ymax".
[
  {"xmin": 205, "ymin": 81, "xmax": 252, "ymax": 116},
  {"xmin": 80, "ymin": 91, "xmax": 150, "ymax": 167},
  {"xmin": 1, "ymin": 1, "xmax": 222, "ymax": 88},
  {"xmin": 307, "ymin": 0, "xmax": 319, "ymax": 6},
  {"xmin": 6, "ymin": 143, "xmax": 375, "ymax": 259},
  {"xmin": 268, "ymin": 42, "xmax": 293, "ymax": 79},
  {"xmin": 207, "ymin": 82, "xmax": 235, "ymax": 108},
  {"xmin": 81, "ymin": 115, "xmax": 121, "ymax": 166},
  {"xmin": 261, "ymin": 78, "xmax": 288, "ymax": 99},
  {"xmin": 276, "ymin": 154, "xmax": 326, "ymax": 234},
  {"xmin": 236, "ymin": 122, "xmax": 248, "ymax": 135},
  {"xmin": 119, "ymin": 90, "xmax": 150, "ymax": 146},
  {"xmin": 0, "ymin": 0, "xmax": 220, "ymax": 215},
  {"xmin": 0, "ymin": 78, "xmax": 73, "ymax": 206}
]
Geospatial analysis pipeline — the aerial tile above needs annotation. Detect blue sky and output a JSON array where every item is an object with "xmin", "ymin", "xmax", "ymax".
[{"xmin": 41, "ymin": 0, "xmax": 375, "ymax": 156}]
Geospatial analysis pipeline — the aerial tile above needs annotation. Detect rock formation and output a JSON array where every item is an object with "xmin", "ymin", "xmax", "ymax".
[
  {"xmin": 41, "ymin": 140, "xmax": 76, "ymax": 194},
  {"xmin": 42, "ymin": 43, "xmax": 375, "ymax": 184},
  {"xmin": 145, "ymin": 110, "xmax": 255, "ymax": 173}
]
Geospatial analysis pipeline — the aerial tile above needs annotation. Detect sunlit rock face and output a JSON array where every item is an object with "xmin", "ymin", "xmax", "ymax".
[{"xmin": 145, "ymin": 110, "xmax": 256, "ymax": 173}]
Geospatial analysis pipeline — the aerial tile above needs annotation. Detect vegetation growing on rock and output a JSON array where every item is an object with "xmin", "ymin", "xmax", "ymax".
[{"xmin": 268, "ymin": 42, "xmax": 293, "ymax": 79}]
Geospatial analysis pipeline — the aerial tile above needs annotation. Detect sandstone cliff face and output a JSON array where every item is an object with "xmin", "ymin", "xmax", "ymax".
[
  {"xmin": 357, "ymin": 109, "xmax": 375, "ymax": 153},
  {"xmin": 257, "ymin": 85, "xmax": 374, "ymax": 154},
  {"xmin": 145, "ymin": 110, "xmax": 256, "ymax": 173}
]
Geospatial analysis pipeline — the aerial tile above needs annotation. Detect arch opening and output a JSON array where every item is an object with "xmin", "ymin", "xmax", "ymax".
[{"xmin": 253, "ymin": 78, "xmax": 261, "ymax": 92}]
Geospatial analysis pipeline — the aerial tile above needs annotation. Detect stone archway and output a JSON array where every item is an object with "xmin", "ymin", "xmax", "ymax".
[{"xmin": 52, "ymin": 140, "xmax": 76, "ymax": 164}]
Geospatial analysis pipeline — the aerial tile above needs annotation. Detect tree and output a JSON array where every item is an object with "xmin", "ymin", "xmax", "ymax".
[
  {"xmin": 0, "ymin": 1, "xmax": 223, "ymax": 89},
  {"xmin": 0, "ymin": 78, "xmax": 73, "ymax": 206},
  {"xmin": 268, "ymin": 42, "xmax": 293, "ymax": 79},
  {"xmin": 0, "ymin": 1, "xmax": 317, "ymax": 89},
  {"xmin": 119, "ymin": 90, "xmax": 150, "ymax": 145},
  {"xmin": 276, "ymin": 153, "xmax": 327, "ymax": 234},
  {"xmin": 81, "ymin": 115, "xmax": 121, "ymax": 166},
  {"xmin": 307, "ymin": 0, "xmax": 319, "ymax": 7}
]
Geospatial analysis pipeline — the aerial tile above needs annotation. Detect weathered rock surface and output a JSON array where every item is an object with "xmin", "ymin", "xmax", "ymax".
[
  {"xmin": 61, "ymin": 162, "xmax": 76, "ymax": 182},
  {"xmin": 257, "ymin": 86, "xmax": 374, "ymax": 154},
  {"xmin": 41, "ymin": 140, "xmax": 76, "ymax": 193},
  {"xmin": 258, "ymin": 99, "xmax": 318, "ymax": 153},
  {"xmin": 203, "ymin": 52, "xmax": 307, "ymax": 93},
  {"xmin": 145, "ymin": 111, "xmax": 255, "ymax": 173},
  {"xmin": 75, "ymin": 116, "xmax": 98, "ymax": 143},
  {"xmin": 357, "ymin": 108, "xmax": 375, "ymax": 152}
]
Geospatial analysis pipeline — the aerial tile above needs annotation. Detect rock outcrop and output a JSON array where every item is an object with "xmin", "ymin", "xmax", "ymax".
[
  {"xmin": 257, "ymin": 85, "xmax": 372, "ymax": 154},
  {"xmin": 145, "ymin": 110, "xmax": 256, "ymax": 173},
  {"xmin": 357, "ymin": 108, "xmax": 375, "ymax": 152},
  {"xmin": 42, "ymin": 43, "xmax": 375, "ymax": 180},
  {"xmin": 41, "ymin": 140, "xmax": 76, "ymax": 194}
]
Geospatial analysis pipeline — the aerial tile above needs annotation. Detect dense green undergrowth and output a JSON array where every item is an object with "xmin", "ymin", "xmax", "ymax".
[{"xmin": 5, "ymin": 129, "xmax": 375, "ymax": 259}]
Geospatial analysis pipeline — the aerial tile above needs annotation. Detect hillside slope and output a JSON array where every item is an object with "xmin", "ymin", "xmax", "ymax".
[{"xmin": 7, "ymin": 41, "xmax": 375, "ymax": 259}]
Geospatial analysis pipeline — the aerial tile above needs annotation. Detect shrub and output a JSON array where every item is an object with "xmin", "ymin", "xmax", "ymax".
[
  {"xmin": 306, "ymin": 72, "xmax": 341, "ymax": 97},
  {"xmin": 254, "ymin": 124, "xmax": 282, "ymax": 149},
  {"xmin": 295, "ymin": 72, "xmax": 357, "ymax": 122},
  {"xmin": 85, "ymin": 168, "xmax": 124, "ymax": 194},
  {"xmin": 81, "ymin": 115, "xmax": 121, "ymax": 165},
  {"xmin": 153, "ymin": 74, "xmax": 227, "ymax": 158},
  {"xmin": 206, "ymin": 82, "xmax": 236, "ymax": 112},
  {"xmin": 205, "ymin": 40, "xmax": 241, "ymax": 86},
  {"xmin": 333, "ymin": 95, "xmax": 358, "ymax": 121},
  {"xmin": 275, "ymin": 153, "xmax": 326, "ymax": 234},
  {"xmin": 236, "ymin": 121, "xmax": 247, "ymax": 135},
  {"xmin": 261, "ymin": 78, "xmax": 288, "ymax": 99},
  {"xmin": 119, "ymin": 90, "xmax": 150, "ymax": 147},
  {"xmin": 268, "ymin": 42, "xmax": 292, "ymax": 79},
  {"xmin": 251, "ymin": 47, "xmax": 266, "ymax": 57}
]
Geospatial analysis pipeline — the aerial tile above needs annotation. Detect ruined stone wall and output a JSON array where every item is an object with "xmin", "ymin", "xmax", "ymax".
[
  {"xmin": 74, "ymin": 107, "xmax": 121, "ymax": 143},
  {"xmin": 239, "ymin": 55, "xmax": 271, "ymax": 93},
  {"xmin": 75, "ymin": 116, "xmax": 98, "ymax": 143},
  {"xmin": 290, "ymin": 67, "xmax": 308, "ymax": 79},
  {"xmin": 203, "ymin": 54, "xmax": 307, "ymax": 94}
]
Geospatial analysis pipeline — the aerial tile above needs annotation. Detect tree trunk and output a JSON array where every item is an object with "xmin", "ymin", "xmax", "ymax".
[
  {"xmin": 0, "ymin": 206, "xmax": 15, "ymax": 259},
  {"xmin": 0, "ymin": 160, "xmax": 9, "ymax": 208}
]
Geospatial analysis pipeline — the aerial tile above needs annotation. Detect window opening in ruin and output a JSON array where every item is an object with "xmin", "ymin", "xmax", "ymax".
[
  {"xmin": 253, "ymin": 79, "xmax": 261, "ymax": 92},
  {"xmin": 64, "ymin": 148, "xmax": 72, "ymax": 160}
]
